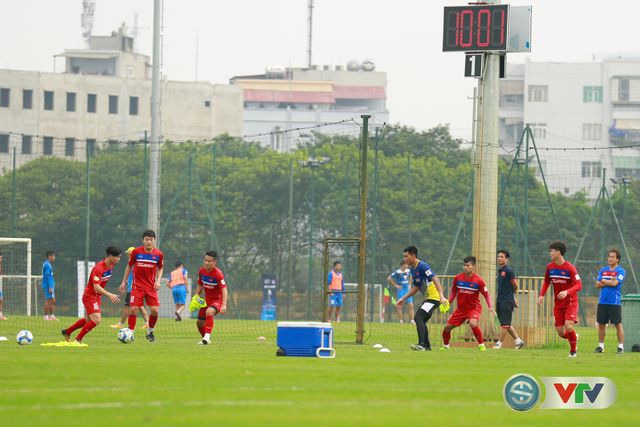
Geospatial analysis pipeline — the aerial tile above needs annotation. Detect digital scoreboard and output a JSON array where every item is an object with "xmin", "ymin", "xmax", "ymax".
[{"xmin": 442, "ymin": 5, "xmax": 509, "ymax": 52}]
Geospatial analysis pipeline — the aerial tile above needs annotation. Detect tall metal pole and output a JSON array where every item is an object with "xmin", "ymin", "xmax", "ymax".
[
  {"xmin": 523, "ymin": 127, "xmax": 530, "ymax": 275},
  {"xmin": 210, "ymin": 143, "xmax": 216, "ymax": 249},
  {"xmin": 287, "ymin": 158, "xmax": 294, "ymax": 320},
  {"xmin": 307, "ymin": 0, "xmax": 314, "ymax": 68},
  {"xmin": 356, "ymin": 115, "xmax": 371, "ymax": 344},
  {"xmin": 187, "ymin": 143, "xmax": 193, "ymax": 267},
  {"xmin": 407, "ymin": 154, "xmax": 412, "ymax": 243},
  {"xmin": 148, "ymin": 0, "xmax": 162, "ymax": 234},
  {"xmin": 306, "ymin": 168, "xmax": 315, "ymax": 319},
  {"xmin": 85, "ymin": 142, "xmax": 91, "ymax": 282},
  {"xmin": 142, "ymin": 131, "xmax": 149, "ymax": 228},
  {"xmin": 471, "ymin": 51, "xmax": 500, "ymax": 298},
  {"xmin": 10, "ymin": 147, "xmax": 16, "ymax": 237},
  {"xmin": 600, "ymin": 169, "xmax": 606, "ymax": 264}
]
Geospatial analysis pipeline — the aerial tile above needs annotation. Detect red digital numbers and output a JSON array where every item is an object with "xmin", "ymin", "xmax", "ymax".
[{"xmin": 443, "ymin": 5, "xmax": 508, "ymax": 52}]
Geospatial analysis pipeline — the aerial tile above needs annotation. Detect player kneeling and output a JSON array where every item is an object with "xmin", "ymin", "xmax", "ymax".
[
  {"xmin": 192, "ymin": 251, "xmax": 227, "ymax": 345},
  {"xmin": 62, "ymin": 247, "xmax": 122, "ymax": 345}
]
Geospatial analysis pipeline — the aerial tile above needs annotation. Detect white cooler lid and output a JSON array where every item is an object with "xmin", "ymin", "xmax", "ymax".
[{"xmin": 277, "ymin": 321, "xmax": 332, "ymax": 328}]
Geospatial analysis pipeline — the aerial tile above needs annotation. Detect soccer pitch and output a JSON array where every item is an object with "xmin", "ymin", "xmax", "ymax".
[{"xmin": 1, "ymin": 318, "xmax": 638, "ymax": 427}]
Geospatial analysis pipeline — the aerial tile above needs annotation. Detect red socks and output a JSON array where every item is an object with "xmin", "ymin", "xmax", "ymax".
[
  {"xmin": 471, "ymin": 326, "xmax": 484, "ymax": 344},
  {"xmin": 204, "ymin": 316, "xmax": 214, "ymax": 334},
  {"xmin": 442, "ymin": 330, "xmax": 451, "ymax": 345},
  {"xmin": 66, "ymin": 318, "xmax": 87, "ymax": 335},
  {"xmin": 566, "ymin": 330, "xmax": 577, "ymax": 352},
  {"xmin": 128, "ymin": 314, "xmax": 137, "ymax": 330},
  {"xmin": 198, "ymin": 325, "xmax": 205, "ymax": 337},
  {"xmin": 75, "ymin": 320, "xmax": 97, "ymax": 342},
  {"xmin": 149, "ymin": 315, "xmax": 158, "ymax": 329}
]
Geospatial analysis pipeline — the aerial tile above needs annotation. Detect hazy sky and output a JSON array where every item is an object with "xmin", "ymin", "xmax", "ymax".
[{"xmin": 2, "ymin": 0, "xmax": 639, "ymax": 140}]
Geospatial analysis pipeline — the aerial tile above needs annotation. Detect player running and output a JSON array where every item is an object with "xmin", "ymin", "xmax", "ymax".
[
  {"xmin": 538, "ymin": 241, "xmax": 582, "ymax": 357},
  {"xmin": 192, "ymin": 250, "xmax": 227, "ymax": 345},
  {"xmin": 62, "ymin": 246, "xmax": 122, "ymax": 345},
  {"xmin": 396, "ymin": 246, "xmax": 447, "ymax": 351},
  {"xmin": 442, "ymin": 256, "xmax": 494, "ymax": 351},
  {"xmin": 119, "ymin": 230, "xmax": 164, "ymax": 342}
]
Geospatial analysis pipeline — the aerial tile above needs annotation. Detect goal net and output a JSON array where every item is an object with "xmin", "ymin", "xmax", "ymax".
[{"xmin": 0, "ymin": 238, "xmax": 35, "ymax": 316}]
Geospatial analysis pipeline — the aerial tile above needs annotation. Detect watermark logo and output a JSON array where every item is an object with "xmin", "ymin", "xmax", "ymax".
[
  {"xmin": 540, "ymin": 377, "xmax": 617, "ymax": 409},
  {"xmin": 503, "ymin": 374, "xmax": 540, "ymax": 411}
]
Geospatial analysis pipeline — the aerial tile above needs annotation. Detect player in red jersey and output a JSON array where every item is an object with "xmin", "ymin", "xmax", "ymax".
[
  {"xmin": 193, "ymin": 250, "xmax": 227, "ymax": 345},
  {"xmin": 119, "ymin": 229, "xmax": 164, "ymax": 342},
  {"xmin": 62, "ymin": 246, "xmax": 122, "ymax": 345},
  {"xmin": 538, "ymin": 241, "xmax": 582, "ymax": 357},
  {"xmin": 442, "ymin": 256, "xmax": 494, "ymax": 351}
]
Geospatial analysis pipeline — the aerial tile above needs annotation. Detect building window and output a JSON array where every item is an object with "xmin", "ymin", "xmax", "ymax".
[
  {"xmin": 86, "ymin": 138, "xmax": 96, "ymax": 157},
  {"xmin": 44, "ymin": 90, "xmax": 54, "ymax": 110},
  {"xmin": 87, "ymin": 93, "xmax": 97, "ymax": 113},
  {"xmin": 619, "ymin": 79, "xmax": 630, "ymax": 101},
  {"xmin": 0, "ymin": 88, "xmax": 9, "ymax": 107},
  {"xmin": 21, "ymin": 135, "xmax": 32, "ymax": 155},
  {"xmin": 204, "ymin": 100, "xmax": 211, "ymax": 107},
  {"xmin": 109, "ymin": 95, "xmax": 118, "ymax": 114},
  {"xmin": 530, "ymin": 123, "xmax": 547, "ymax": 139},
  {"xmin": 65, "ymin": 138, "xmax": 75, "ymax": 156},
  {"xmin": 528, "ymin": 85, "xmax": 548, "ymax": 102},
  {"xmin": 66, "ymin": 92, "xmax": 76, "ymax": 112},
  {"xmin": 43, "ymin": 136, "xmax": 53, "ymax": 155},
  {"xmin": 129, "ymin": 96, "xmax": 138, "ymax": 115},
  {"xmin": 583, "ymin": 86, "xmax": 603, "ymax": 103},
  {"xmin": 582, "ymin": 123, "xmax": 602, "ymax": 141},
  {"xmin": 581, "ymin": 161, "xmax": 602, "ymax": 178},
  {"xmin": 23, "ymin": 89, "xmax": 33, "ymax": 109},
  {"xmin": 0, "ymin": 134, "xmax": 9, "ymax": 153}
]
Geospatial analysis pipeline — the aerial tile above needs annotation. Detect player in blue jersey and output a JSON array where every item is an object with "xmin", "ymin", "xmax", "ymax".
[
  {"xmin": 387, "ymin": 261, "xmax": 413, "ymax": 322},
  {"xmin": 42, "ymin": 250, "xmax": 57, "ymax": 320},
  {"xmin": 595, "ymin": 248, "xmax": 625, "ymax": 354},
  {"xmin": 396, "ymin": 246, "xmax": 447, "ymax": 351}
]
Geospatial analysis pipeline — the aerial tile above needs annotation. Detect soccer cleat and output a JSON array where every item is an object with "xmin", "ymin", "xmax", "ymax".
[
  {"xmin": 410, "ymin": 344, "xmax": 426, "ymax": 351},
  {"xmin": 594, "ymin": 346, "xmax": 604, "ymax": 353},
  {"xmin": 61, "ymin": 329, "xmax": 71, "ymax": 342},
  {"xmin": 440, "ymin": 345, "xmax": 450, "ymax": 350},
  {"xmin": 110, "ymin": 323, "xmax": 123, "ymax": 329},
  {"xmin": 515, "ymin": 340, "xmax": 525, "ymax": 350},
  {"xmin": 569, "ymin": 351, "xmax": 577, "ymax": 358},
  {"xmin": 202, "ymin": 337, "xmax": 211, "ymax": 345},
  {"xmin": 50, "ymin": 315, "xmax": 58, "ymax": 321},
  {"xmin": 479, "ymin": 343, "xmax": 486, "ymax": 351},
  {"xmin": 196, "ymin": 340, "xmax": 204, "ymax": 345},
  {"xmin": 0, "ymin": 315, "xmax": 7, "ymax": 320},
  {"xmin": 145, "ymin": 332, "xmax": 156, "ymax": 342},
  {"xmin": 175, "ymin": 311, "xmax": 182, "ymax": 321},
  {"xmin": 617, "ymin": 347, "xmax": 624, "ymax": 354}
]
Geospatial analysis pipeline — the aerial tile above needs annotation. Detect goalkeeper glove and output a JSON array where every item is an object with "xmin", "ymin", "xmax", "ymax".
[
  {"xmin": 189, "ymin": 295, "xmax": 207, "ymax": 312},
  {"xmin": 439, "ymin": 300, "xmax": 451, "ymax": 314}
]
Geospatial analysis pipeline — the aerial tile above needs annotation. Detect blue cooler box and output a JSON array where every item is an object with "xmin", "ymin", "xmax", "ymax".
[{"xmin": 276, "ymin": 322, "xmax": 335, "ymax": 358}]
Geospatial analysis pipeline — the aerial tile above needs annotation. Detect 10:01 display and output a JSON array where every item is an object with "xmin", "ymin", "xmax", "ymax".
[{"xmin": 442, "ymin": 5, "xmax": 509, "ymax": 52}]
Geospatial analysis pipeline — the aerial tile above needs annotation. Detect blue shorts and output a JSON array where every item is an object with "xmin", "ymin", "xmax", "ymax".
[
  {"xmin": 43, "ymin": 287, "xmax": 55, "ymax": 300},
  {"xmin": 329, "ymin": 292, "xmax": 343, "ymax": 307},
  {"xmin": 172, "ymin": 286, "xmax": 187, "ymax": 305},
  {"xmin": 397, "ymin": 287, "xmax": 413, "ymax": 304},
  {"xmin": 0, "ymin": 290, "xmax": 3, "ymax": 299}
]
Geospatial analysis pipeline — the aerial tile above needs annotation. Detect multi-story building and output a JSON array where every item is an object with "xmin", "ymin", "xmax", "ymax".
[
  {"xmin": 499, "ymin": 57, "xmax": 640, "ymax": 199},
  {"xmin": 0, "ymin": 27, "xmax": 243, "ymax": 173},
  {"xmin": 231, "ymin": 61, "xmax": 389, "ymax": 151}
]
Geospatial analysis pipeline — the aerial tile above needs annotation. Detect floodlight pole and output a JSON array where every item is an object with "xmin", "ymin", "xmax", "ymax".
[
  {"xmin": 148, "ymin": 0, "xmax": 162, "ymax": 235},
  {"xmin": 356, "ymin": 115, "xmax": 370, "ymax": 344}
]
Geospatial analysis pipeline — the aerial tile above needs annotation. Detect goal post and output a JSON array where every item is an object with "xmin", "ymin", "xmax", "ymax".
[{"xmin": 0, "ymin": 237, "xmax": 33, "ymax": 316}]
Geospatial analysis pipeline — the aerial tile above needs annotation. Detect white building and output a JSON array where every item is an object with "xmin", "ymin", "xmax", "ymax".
[
  {"xmin": 231, "ymin": 61, "xmax": 389, "ymax": 151},
  {"xmin": 499, "ymin": 57, "xmax": 640, "ymax": 199},
  {"xmin": 0, "ymin": 27, "xmax": 243, "ymax": 173}
]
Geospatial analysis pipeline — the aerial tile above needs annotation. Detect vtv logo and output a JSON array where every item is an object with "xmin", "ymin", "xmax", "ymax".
[{"xmin": 541, "ymin": 377, "xmax": 616, "ymax": 409}]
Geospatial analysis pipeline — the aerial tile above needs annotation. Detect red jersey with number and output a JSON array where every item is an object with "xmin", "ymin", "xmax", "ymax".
[
  {"xmin": 83, "ymin": 260, "xmax": 113, "ymax": 300},
  {"xmin": 198, "ymin": 267, "xmax": 226, "ymax": 305},
  {"xmin": 449, "ymin": 273, "xmax": 492, "ymax": 312},
  {"xmin": 128, "ymin": 247, "xmax": 164, "ymax": 290},
  {"xmin": 541, "ymin": 261, "xmax": 582, "ymax": 308}
]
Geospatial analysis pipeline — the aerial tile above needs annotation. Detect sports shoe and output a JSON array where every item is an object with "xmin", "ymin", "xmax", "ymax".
[
  {"xmin": 479, "ymin": 343, "xmax": 486, "ymax": 351},
  {"xmin": 202, "ymin": 336, "xmax": 211, "ymax": 345},
  {"xmin": 515, "ymin": 340, "xmax": 525, "ymax": 350},
  {"xmin": 569, "ymin": 351, "xmax": 577, "ymax": 358},
  {"xmin": 617, "ymin": 347, "xmax": 624, "ymax": 354},
  {"xmin": 175, "ymin": 311, "xmax": 182, "ymax": 321},
  {"xmin": 110, "ymin": 323, "xmax": 123, "ymax": 329},
  {"xmin": 410, "ymin": 344, "xmax": 426, "ymax": 351},
  {"xmin": 145, "ymin": 332, "xmax": 156, "ymax": 342},
  {"xmin": 61, "ymin": 329, "xmax": 71, "ymax": 342},
  {"xmin": 196, "ymin": 340, "xmax": 204, "ymax": 345},
  {"xmin": 440, "ymin": 345, "xmax": 450, "ymax": 350},
  {"xmin": 50, "ymin": 315, "xmax": 58, "ymax": 321},
  {"xmin": 0, "ymin": 315, "xmax": 7, "ymax": 321},
  {"xmin": 594, "ymin": 346, "xmax": 604, "ymax": 353}
]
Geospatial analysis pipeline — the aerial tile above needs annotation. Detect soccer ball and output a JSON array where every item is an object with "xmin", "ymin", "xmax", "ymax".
[
  {"xmin": 16, "ymin": 330, "xmax": 33, "ymax": 345},
  {"xmin": 117, "ymin": 328, "xmax": 134, "ymax": 344}
]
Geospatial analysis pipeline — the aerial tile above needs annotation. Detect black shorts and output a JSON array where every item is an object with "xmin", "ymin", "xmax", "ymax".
[
  {"xmin": 496, "ymin": 301, "xmax": 515, "ymax": 327},
  {"xmin": 415, "ymin": 299, "xmax": 440, "ymax": 321},
  {"xmin": 124, "ymin": 292, "xmax": 131, "ymax": 307},
  {"xmin": 597, "ymin": 304, "xmax": 622, "ymax": 325}
]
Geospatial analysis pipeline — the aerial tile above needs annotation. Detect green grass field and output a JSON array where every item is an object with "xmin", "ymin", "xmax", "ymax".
[{"xmin": 1, "ymin": 317, "xmax": 638, "ymax": 427}]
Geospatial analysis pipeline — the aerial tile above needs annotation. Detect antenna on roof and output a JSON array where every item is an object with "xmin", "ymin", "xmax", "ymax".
[
  {"xmin": 81, "ymin": 0, "xmax": 96, "ymax": 48},
  {"xmin": 307, "ymin": 0, "xmax": 314, "ymax": 69}
]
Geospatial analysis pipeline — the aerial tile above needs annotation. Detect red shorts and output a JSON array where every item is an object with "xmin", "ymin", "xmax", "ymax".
[
  {"xmin": 198, "ymin": 300, "xmax": 222, "ymax": 320},
  {"xmin": 554, "ymin": 303, "xmax": 578, "ymax": 327},
  {"xmin": 130, "ymin": 287, "xmax": 160, "ymax": 307},
  {"xmin": 83, "ymin": 295, "xmax": 102, "ymax": 315},
  {"xmin": 447, "ymin": 308, "xmax": 482, "ymax": 327}
]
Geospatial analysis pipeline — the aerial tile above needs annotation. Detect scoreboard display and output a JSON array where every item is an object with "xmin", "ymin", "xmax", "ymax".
[{"xmin": 442, "ymin": 5, "xmax": 509, "ymax": 52}]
